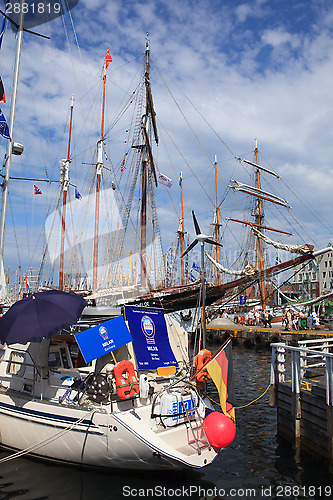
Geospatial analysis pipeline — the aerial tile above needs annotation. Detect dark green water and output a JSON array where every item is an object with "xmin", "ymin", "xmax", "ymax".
[{"xmin": 0, "ymin": 346, "xmax": 332, "ymax": 500}]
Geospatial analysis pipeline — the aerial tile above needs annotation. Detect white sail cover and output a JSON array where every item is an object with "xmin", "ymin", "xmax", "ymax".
[
  {"xmin": 252, "ymin": 228, "xmax": 314, "ymax": 254},
  {"xmin": 205, "ymin": 252, "xmax": 258, "ymax": 276}
]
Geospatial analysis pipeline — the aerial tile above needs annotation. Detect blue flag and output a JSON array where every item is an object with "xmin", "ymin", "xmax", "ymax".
[
  {"xmin": 192, "ymin": 261, "xmax": 200, "ymax": 273},
  {"xmin": 75, "ymin": 188, "xmax": 82, "ymax": 200},
  {"xmin": 0, "ymin": 109, "xmax": 10, "ymax": 140},
  {"xmin": 0, "ymin": 17, "xmax": 6, "ymax": 50},
  {"xmin": 125, "ymin": 307, "xmax": 178, "ymax": 371},
  {"xmin": 240, "ymin": 295, "xmax": 247, "ymax": 305},
  {"xmin": 188, "ymin": 272, "xmax": 196, "ymax": 282}
]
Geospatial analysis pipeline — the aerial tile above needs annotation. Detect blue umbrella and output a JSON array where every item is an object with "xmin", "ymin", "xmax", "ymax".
[{"xmin": 0, "ymin": 290, "xmax": 87, "ymax": 345}]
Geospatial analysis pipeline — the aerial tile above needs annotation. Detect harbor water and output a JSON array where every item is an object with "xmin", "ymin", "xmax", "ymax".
[{"xmin": 0, "ymin": 346, "xmax": 332, "ymax": 500}]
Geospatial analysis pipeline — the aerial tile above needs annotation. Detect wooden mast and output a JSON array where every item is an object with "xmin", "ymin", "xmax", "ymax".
[
  {"xmin": 140, "ymin": 36, "xmax": 149, "ymax": 290},
  {"xmin": 214, "ymin": 155, "xmax": 221, "ymax": 285},
  {"xmin": 254, "ymin": 140, "xmax": 266, "ymax": 309},
  {"xmin": 140, "ymin": 33, "xmax": 158, "ymax": 290},
  {"xmin": 59, "ymin": 96, "xmax": 74, "ymax": 291},
  {"xmin": 179, "ymin": 172, "xmax": 185, "ymax": 285},
  {"xmin": 93, "ymin": 49, "xmax": 111, "ymax": 291}
]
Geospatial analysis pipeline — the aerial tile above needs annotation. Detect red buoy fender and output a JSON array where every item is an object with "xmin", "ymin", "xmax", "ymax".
[
  {"xmin": 114, "ymin": 360, "xmax": 139, "ymax": 400},
  {"xmin": 204, "ymin": 411, "xmax": 236, "ymax": 449}
]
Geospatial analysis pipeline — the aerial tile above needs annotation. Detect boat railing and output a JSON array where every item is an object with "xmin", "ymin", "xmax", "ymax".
[{"xmin": 270, "ymin": 341, "xmax": 333, "ymax": 406}]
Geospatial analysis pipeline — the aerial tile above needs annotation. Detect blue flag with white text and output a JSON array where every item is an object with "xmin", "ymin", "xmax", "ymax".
[{"xmin": 126, "ymin": 307, "xmax": 178, "ymax": 370}]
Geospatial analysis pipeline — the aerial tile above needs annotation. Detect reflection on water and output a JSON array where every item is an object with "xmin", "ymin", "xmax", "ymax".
[{"xmin": 0, "ymin": 346, "xmax": 332, "ymax": 500}]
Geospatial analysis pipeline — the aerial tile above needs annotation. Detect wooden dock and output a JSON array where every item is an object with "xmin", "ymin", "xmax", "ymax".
[
  {"xmin": 270, "ymin": 338, "xmax": 333, "ymax": 461},
  {"xmin": 206, "ymin": 319, "xmax": 333, "ymax": 347}
]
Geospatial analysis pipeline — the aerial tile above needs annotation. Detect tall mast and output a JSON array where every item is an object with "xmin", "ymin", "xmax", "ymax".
[
  {"xmin": 59, "ymin": 96, "xmax": 74, "ymax": 291},
  {"xmin": 0, "ymin": 5, "xmax": 24, "ymax": 270},
  {"xmin": 140, "ymin": 35, "xmax": 149, "ymax": 289},
  {"xmin": 254, "ymin": 140, "xmax": 266, "ymax": 309},
  {"xmin": 93, "ymin": 50, "xmax": 110, "ymax": 291},
  {"xmin": 178, "ymin": 172, "xmax": 185, "ymax": 285},
  {"xmin": 140, "ymin": 33, "xmax": 158, "ymax": 290},
  {"xmin": 214, "ymin": 155, "xmax": 221, "ymax": 285}
]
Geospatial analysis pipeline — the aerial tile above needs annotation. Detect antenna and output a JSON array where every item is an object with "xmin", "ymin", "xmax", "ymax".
[{"xmin": 181, "ymin": 211, "xmax": 223, "ymax": 349}]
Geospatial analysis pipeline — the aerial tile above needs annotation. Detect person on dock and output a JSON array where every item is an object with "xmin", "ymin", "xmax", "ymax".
[
  {"xmin": 286, "ymin": 309, "xmax": 293, "ymax": 331},
  {"xmin": 255, "ymin": 309, "xmax": 260, "ymax": 325}
]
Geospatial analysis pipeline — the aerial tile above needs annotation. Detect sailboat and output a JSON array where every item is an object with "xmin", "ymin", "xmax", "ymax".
[{"xmin": 0, "ymin": 13, "xmax": 235, "ymax": 470}]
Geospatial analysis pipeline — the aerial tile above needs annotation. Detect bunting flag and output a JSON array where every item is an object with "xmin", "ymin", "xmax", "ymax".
[
  {"xmin": 120, "ymin": 157, "xmax": 126, "ymax": 172},
  {"xmin": 0, "ymin": 78, "xmax": 5, "ymax": 103},
  {"xmin": 0, "ymin": 109, "xmax": 10, "ymax": 139},
  {"xmin": 75, "ymin": 187, "xmax": 82, "ymax": 200},
  {"xmin": 205, "ymin": 338, "xmax": 235, "ymax": 420},
  {"xmin": 34, "ymin": 185, "xmax": 42, "ymax": 195},
  {"xmin": 103, "ymin": 48, "xmax": 112, "ymax": 75},
  {"xmin": 158, "ymin": 172, "xmax": 172, "ymax": 188},
  {"xmin": 25, "ymin": 270, "xmax": 31, "ymax": 294}
]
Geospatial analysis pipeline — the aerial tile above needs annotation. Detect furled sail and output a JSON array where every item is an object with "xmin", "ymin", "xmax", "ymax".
[
  {"xmin": 205, "ymin": 252, "xmax": 258, "ymax": 276},
  {"xmin": 252, "ymin": 227, "xmax": 314, "ymax": 254}
]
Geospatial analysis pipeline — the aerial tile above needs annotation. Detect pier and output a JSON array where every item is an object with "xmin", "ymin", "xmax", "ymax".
[
  {"xmin": 206, "ymin": 318, "xmax": 333, "ymax": 347},
  {"xmin": 270, "ymin": 338, "xmax": 333, "ymax": 461}
]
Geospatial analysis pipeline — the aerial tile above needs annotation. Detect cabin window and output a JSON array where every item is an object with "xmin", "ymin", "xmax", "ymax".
[
  {"xmin": 323, "ymin": 272, "xmax": 326, "ymax": 278},
  {"xmin": 7, "ymin": 351, "xmax": 25, "ymax": 377},
  {"xmin": 330, "ymin": 261, "xmax": 332, "ymax": 267},
  {"xmin": 325, "ymin": 261, "xmax": 328, "ymax": 267}
]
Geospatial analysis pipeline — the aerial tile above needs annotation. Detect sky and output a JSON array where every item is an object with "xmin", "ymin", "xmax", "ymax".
[{"xmin": 1, "ymin": 0, "xmax": 333, "ymax": 287}]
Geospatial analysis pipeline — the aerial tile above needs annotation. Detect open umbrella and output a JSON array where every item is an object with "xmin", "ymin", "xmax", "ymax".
[{"xmin": 0, "ymin": 290, "xmax": 87, "ymax": 345}]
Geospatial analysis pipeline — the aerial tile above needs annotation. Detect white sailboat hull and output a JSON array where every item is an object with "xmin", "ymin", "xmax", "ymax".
[{"xmin": 0, "ymin": 390, "xmax": 217, "ymax": 470}]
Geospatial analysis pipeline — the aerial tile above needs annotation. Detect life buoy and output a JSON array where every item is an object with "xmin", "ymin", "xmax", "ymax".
[
  {"xmin": 193, "ymin": 349, "xmax": 211, "ymax": 388},
  {"xmin": 113, "ymin": 360, "xmax": 139, "ymax": 400}
]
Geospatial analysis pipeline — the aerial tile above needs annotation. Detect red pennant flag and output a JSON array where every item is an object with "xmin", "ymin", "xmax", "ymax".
[
  {"xmin": 34, "ymin": 185, "xmax": 42, "ymax": 195},
  {"xmin": 0, "ymin": 78, "xmax": 5, "ymax": 104},
  {"xmin": 103, "ymin": 48, "xmax": 112, "ymax": 75}
]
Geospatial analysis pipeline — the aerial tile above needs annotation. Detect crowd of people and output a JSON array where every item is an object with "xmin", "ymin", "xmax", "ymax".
[{"xmin": 210, "ymin": 306, "xmax": 328, "ymax": 330}]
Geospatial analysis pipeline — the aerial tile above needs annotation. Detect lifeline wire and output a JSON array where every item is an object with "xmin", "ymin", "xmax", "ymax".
[{"xmin": 0, "ymin": 408, "xmax": 97, "ymax": 464}]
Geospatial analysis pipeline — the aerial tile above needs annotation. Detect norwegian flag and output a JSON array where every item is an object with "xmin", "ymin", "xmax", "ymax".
[{"xmin": 34, "ymin": 185, "xmax": 42, "ymax": 195}]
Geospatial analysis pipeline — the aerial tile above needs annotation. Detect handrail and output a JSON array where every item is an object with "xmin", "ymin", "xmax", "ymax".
[{"xmin": 271, "ymin": 342, "xmax": 333, "ymax": 406}]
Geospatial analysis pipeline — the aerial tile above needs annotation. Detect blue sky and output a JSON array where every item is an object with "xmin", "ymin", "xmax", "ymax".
[{"xmin": 1, "ymin": 0, "xmax": 333, "ymax": 285}]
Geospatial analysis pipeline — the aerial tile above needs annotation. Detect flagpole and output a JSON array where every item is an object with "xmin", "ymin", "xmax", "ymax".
[
  {"xmin": 0, "ymin": 2, "xmax": 24, "ymax": 268},
  {"xmin": 201, "ymin": 240, "xmax": 206, "ymax": 349},
  {"xmin": 59, "ymin": 96, "xmax": 74, "ymax": 291}
]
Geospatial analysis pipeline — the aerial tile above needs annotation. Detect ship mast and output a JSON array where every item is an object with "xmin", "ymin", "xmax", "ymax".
[
  {"xmin": 0, "ymin": 6, "xmax": 24, "ymax": 281},
  {"xmin": 178, "ymin": 172, "xmax": 185, "ymax": 285},
  {"xmin": 213, "ymin": 155, "xmax": 221, "ymax": 285},
  {"xmin": 93, "ymin": 49, "xmax": 111, "ymax": 291},
  {"xmin": 254, "ymin": 140, "xmax": 266, "ymax": 308},
  {"xmin": 140, "ymin": 33, "xmax": 158, "ymax": 289},
  {"xmin": 59, "ymin": 96, "xmax": 74, "ymax": 291},
  {"xmin": 229, "ymin": 141, "xmax": 291, "ymax": 309}
]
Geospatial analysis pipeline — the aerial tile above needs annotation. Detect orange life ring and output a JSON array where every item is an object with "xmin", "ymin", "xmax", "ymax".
[
  {"xmin": 113, "ymin": 360, "xmax": 139, "ymax": 400},
  {"xmin": 193, "ymin": 349, "xmax": 211, "ymax": 388}
]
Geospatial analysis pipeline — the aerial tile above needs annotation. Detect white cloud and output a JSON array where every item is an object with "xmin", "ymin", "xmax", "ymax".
[{"xmin": 1, "ymin": 0, "xmax": 333, "ymax": 284}]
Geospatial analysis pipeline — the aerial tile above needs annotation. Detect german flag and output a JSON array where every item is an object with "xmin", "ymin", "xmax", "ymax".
[
  {"xmin": 0, "ymin": 78, "xmax": 5, "ymax": 104},
  {"xmin": 206, "ymin": 337, "xmax": 235, "ymax": 420}
]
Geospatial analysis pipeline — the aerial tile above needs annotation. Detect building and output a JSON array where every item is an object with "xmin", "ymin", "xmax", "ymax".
[
  {"xmin": 289, "ymin": 258, "xmax": 319, "ymax": 300},
  {"xmin": 318, "ymin": 246, "xmax": 333, "ymax": 294}
]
